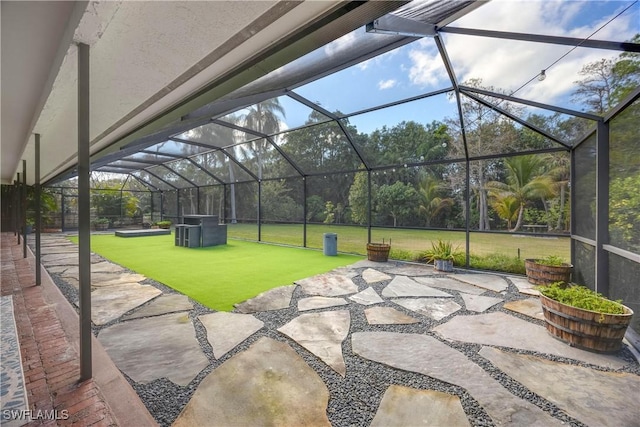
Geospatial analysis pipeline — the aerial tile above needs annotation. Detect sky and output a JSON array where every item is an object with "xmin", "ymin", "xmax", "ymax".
[{"xmin": 275, "ymin": 0, "xmax": 639, "ymax": 135}]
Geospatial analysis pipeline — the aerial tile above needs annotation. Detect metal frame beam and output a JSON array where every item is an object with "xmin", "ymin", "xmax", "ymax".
[
  {"xmin": 170, "ymin": 137, "xmax": 260, "ymax": 182},
  {"xmin": 459, "ymin": 85, "xmax": 602, "ymax": 121},
  {"xmin": 462, "ymin": 91, "xmax": 572, "ymax": 149},
  {"xmin": 210, "ymin": 119, "xmax": 306, "ymax": 177},
  {"xmin": 185, "ymin": 158, "xmax": 225, "ymax": 185},
  {"xmin": 161, "ymin": 164, "xmax": 198, "ymax": 187},
  {"xmin": 366, "ymin": 14, "xmax": 436, "ymax": 38},
  {"xmin": 129, "ymin": 173, "xmax": 160, "ymax": 191},
  {"xmin": 142, "ymin": 169, "xmax": 179, "ymax": 190},
  {"xmin": 439, "ymin": 26, "xmax": 640, "ymax": 53}
]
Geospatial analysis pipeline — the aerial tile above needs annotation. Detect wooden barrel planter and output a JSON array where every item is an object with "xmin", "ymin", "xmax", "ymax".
[
  {"xmin": 367, "ymin": 243, "xmax": 390, "ymax": 262},
  {"xmin": 525, "ymin": 259, "xmax": 572, "ymax": 285},
  {"xmin": 539, "ymin": 294, "xmax": 634, "ymax": 353}
]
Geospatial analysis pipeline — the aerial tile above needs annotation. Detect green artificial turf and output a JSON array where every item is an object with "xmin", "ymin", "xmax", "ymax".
[{"xmin": 72, "ymin": 234, "xmax": 362, "ymax": 311}]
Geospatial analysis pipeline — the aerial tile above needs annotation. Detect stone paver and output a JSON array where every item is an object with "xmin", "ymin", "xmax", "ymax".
[
  {"xmin": 91, "ymin": 283, "xmax": 162, "ymax": 325},
  {"xmin": 508, "ymin": 276, "xmax": 540, "ymax": 296},
  {"xmin": 331, "ymin": 266, "xmax": 359, "ymax": 279},
  {"xmin": 349, "ymin": 287, "xmax": 384, "ymax": 306},
  {"xmin": 362, "ymin": 268, "xmax": 392, "ymax": 284},
  {"xmin": 448, "ymin": 274, "xmax": 508, "ymax": 292},
  {"xmin": 371, "ymin": 385, "xmax": 470, "ymax": 427},
  {"xmin": 351, "ymin": 260, "xmax": 392, "ymax": 269},
  {"xmin": 98, "ymin": 312, "xmax": 208, "ymax": 386},
  {"xmin": 460, "ymin": 294, "xmax": 502, "ymax": 312},
  {"xmin": 480, "ymin": 347, "xmax": 640, "ymax": 427},
  {"xmin": 382, "ymin": 276, "xmax": 453, "ymax": 298},
  {"xmin": 122, "ymin": 294, "xmax": 193, "ymax": 320},
  {"xmin": 58, "ymin": 261, "xmax": 126, "ymax": 278},
  {"xmin": 352, "ymin": 332, "xmax": 563, "ymax": 426},
  {"xmin": 384, "ymin": 264, "xmax": 435, "ymax": 276},
  {"xmin": 298, "ymin": 296, "xmax": 348, "ymax": 311},
  {"xmin": 30, "ymin": 234, "xmax": 640, "ymax": 427},
  {"xmin": 172, "ymin": 337, "xmax": 330, "ymax": 427},
  {"xmin": 92, "ymin": 273, "xmax": 147, "ymax": 287},
  {"xmin": 393, "ymin": 298, "xmax": 462, "ymax": 321},
  {"xmin": 62, "ymin": 273, "xmax": 147, "ymax": 290},
  {"xmin": 41, "ymin": 252, "xmax": 103, "ymax": 265},
  {"xmin": 278, "ymin": 310, "xmax": 350, "ymax": 376},
  {"xmin": 503, "ymin": 298, "xmax": 545, "ymax": 320},
  {"xmin": 434, "ymin": 312, "xmax": 627, "ymax": 369},
  {"xmin": 365, "ymin": 306, "xmax": 419, "ymax": 325},
  {"xmin": 296, "ymin": 273, "xmax": 358, "ymax": 296},
  {"xmin": 199, "ymin": 312, "xmax": 264, "ymax": 359},
  {"xmin": 414, "ymin": 277, "xmax": 486, "ymax": 295},
  {"xmin": 234, "ymin": 285, "xmax": 296, "ymax": 313}
]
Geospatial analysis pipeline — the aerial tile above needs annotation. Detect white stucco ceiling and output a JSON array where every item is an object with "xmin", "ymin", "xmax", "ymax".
[{"xmin": 1, "ymin": 0, "xmax": 345, "ymax": 185}]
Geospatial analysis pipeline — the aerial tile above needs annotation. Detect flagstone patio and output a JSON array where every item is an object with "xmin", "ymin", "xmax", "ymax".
[{"xmin": 32, "ymin": 233, "xmax": 640, "ymax": 427}]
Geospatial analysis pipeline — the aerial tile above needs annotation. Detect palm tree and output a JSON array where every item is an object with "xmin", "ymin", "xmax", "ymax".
[
  {"xmin": 487, "ymin": 155, "xmax": 555, "ymax": 232},
  {"xmin": 241, "ymin": 99, "xmax": 286, "ymax": 180},
  {"xmin": 544, "ymin": 153, "xmax": 570, "ymax": 231},
  {"xmin": 418, "ymin": 173, "xmax": 453, "ymax": 227},
  {"xmin": 490, "ymin": 194, "xmax": 520, "ymax": 230}
]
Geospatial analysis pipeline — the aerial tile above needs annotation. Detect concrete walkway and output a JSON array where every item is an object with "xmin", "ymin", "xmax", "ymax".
[{"xmin": 16, "ymin": 233, "xmax": 640, "ymax": 426}]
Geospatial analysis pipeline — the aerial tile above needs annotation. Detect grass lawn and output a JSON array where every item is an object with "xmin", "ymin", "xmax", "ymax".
[
  {"xmin": 74, "ymin": 234, "xmax": 362, "ymax": 311},
  {"xmin": 228, "ymin": 223, "xmax": 571, "ymax": 260}
]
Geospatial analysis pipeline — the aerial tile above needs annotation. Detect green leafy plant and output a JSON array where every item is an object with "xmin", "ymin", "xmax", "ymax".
[
  {"xmin": 535, "ymin": 255, "xmax": 567, "ymax": 267},
  {"xmin": 92, "ymin": 217, "xmax": 110, "ymax": 225},
  {"xmin": 420, "ymin": 239, "xmax": 462, "ymax": 262},
  {"xmin": 538, "ymin": 282, "xmax": 625, "ymax": 315},
  {"xmin": 155, "ymin": 220, "xmax": 172, "ymax": 229}
]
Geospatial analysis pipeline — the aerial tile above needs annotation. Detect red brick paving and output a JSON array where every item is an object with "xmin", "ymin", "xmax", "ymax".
[{"xmin": 1, "ymin": 234, "xmax": 118, "ymax": 427}]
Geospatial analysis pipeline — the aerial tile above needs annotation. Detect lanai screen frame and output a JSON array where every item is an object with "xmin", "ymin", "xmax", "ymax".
[{"xmin": 44, "ymin": 1, "xmax": 639, "ymax": 331}]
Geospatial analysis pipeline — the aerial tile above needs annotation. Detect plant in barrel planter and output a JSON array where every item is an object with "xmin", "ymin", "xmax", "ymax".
[
  {"xmin": 367, "ymin": 239, "xmax": 391, "ymax": 262},
  {"xmin": 156, "ymin": 220, "xmax": 172, "ymax": 230},
  {"xmin": 525, "ymin": 255, "xmax": 572, "ymax": 285},
  {"xmin": 538, "ymin": 282, "xmax": 634, "ymax": 353},
  {"xmin": 421, "ymin": 239, "xmax": 461, "ymax": 272},
  {"xmin": 92, "ymin": 217, "xmax": 110, "ymax": 231}
]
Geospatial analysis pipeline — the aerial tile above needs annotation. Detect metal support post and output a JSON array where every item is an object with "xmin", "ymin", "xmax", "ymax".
[
  {"xmin": 77, "ymin": 42, "xmax": 92, "ymax": 381},
  {"xmin": 16, "ymin": 175, "xmax": 21, "ymax": 244},
  {"xmin": 595, "ymin": 121, "xmax": 609, "ymax": 295},
  {"xmin": 367, "ymin": 170, "xmax": 372, "ymax": 243},
  {"xmin": 303, "ymin": 177, "xmax": 307, "ymax": 247},
  {"xmin": 257, "ymin": 181, "xmax": 262, "ymax": 242},
  {"xmin": 35, "ymin": 134, "xmax": 42, "ymax": 285},
  {"xmin": 22, "ymin": 160, "xmax": 27, "ymax": 258}
]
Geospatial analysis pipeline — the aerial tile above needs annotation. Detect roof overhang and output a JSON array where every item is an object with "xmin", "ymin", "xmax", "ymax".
[{"xmin": 3, "ymin": 1, "xmax": 404, "ymax": 186}]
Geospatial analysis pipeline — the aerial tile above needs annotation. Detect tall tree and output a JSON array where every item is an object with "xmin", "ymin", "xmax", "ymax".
[
  {"xmin": 487, "ymin": 155, "xmax": 555, "ymax": 232},
  {"xmin": 572, "ymin": 34, "xmax": 640, "ymax": 113},
  {"xmin": 418, "ymin": 173, "xmax": 453, "ymax": 227},
  {"xmin": 375, "ymin": 182, "xmax": 419, "ymax": 227},
  {"xmin": 242, "ymin": 99, "xmax": 286, "ymax": 180},
  {"xmin": 447, "ymin": 79, "xmax": 522, "ymax": 230}
]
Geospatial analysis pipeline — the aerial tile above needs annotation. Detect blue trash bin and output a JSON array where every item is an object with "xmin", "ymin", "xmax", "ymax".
[{"xmin": 323, "ymin": 233, "xmax": 337, "ymax": 256}]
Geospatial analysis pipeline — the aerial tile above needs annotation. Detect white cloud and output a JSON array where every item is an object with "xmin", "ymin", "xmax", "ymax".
[
  {"xmin": 378, "ymin": 79, "xmax": 397, "ymax": 90},
  {"xmin": 406, "ymin": 0, "xmax": 638, "ymax": 106},
  {"xmin": 408, "ymin": 45, "xmax": 447, "ymax": 88}
]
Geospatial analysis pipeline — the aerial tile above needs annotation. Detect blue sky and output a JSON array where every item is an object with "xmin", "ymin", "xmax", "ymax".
[{"xmin": 273, "ymin": 0, "xmax": 639, "ymax": 135}]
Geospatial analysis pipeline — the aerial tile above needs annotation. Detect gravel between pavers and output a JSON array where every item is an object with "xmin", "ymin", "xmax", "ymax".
[{"xmin": 35, "ymin": 238, "xmax": 639, "ymax": 427}]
